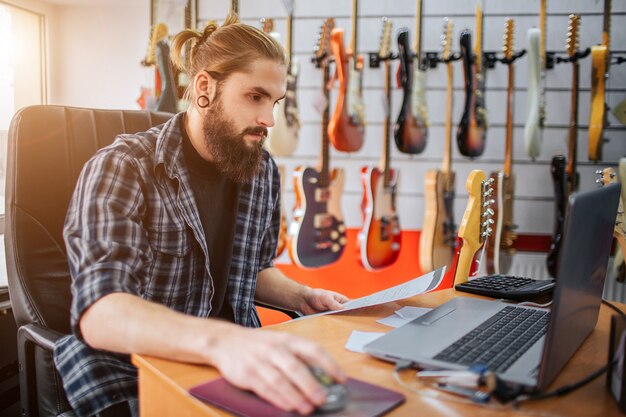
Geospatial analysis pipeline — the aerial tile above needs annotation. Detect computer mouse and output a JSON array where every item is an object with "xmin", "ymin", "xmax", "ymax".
[{"xmin": 308, "ymin": 367, "xmax": 349, "ymax": 413}]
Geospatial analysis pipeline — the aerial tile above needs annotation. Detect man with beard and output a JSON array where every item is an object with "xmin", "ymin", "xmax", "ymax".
[{"xmin": 54, "ymin": 15, "xmax": 348, "ymax": 417}]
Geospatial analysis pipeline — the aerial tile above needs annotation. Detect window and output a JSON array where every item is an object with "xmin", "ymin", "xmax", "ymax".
[{"xmin": 0, "ymin": 2, "xmax": 46, "ymax": 286}]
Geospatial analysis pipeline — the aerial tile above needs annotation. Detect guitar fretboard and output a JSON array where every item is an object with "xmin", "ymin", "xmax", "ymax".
[{"xmin": 320, "ymin": 63, "xmax": 331, "ymax": 188}]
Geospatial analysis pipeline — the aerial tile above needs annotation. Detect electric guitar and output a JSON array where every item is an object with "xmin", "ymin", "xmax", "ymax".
[
  {"xmin": 589, "ymin": 0, "xmax": 612, "ymax": 162},
  {"xmin": 546, "ymin": 14, "xmax": 582, "ymax": 278},
  {"xmin": 486, "ymin": 19, "xmax": 518, "ymax": 275},
  {"xmin": 265, "ymin": 0, "xmax": 300, "ymax": 156},
  {"xmin": 142, "ymin": 23, "xmax": 168, "ymax": 67},
  {"xmin": 523, "ymin": 0, "xmax": 547, "ymax": 160},
  {"xmin": 328, "ymin": 0, "xmax": 365, "ymax": 152},
  {"xmin": 454, "ymin": 171, "xmax": 494, "ymax": 285},
  {"xmin": 394, "ymin": 0, "xmax": 428, "ymax": 154},
  {"xmin": 420, "ymin": 19, "xmax": 456, "ymax": 273},
  {"xmin": 288, "ymin": 19, "xmax": 346, "ymax": 268},
  {"xmin": 456, "ymin": 4, "xmax": 487, "ymax": 158},
  {"xmin": 358, "ymin": 18, "xmax": 401, "ymax": 271}
]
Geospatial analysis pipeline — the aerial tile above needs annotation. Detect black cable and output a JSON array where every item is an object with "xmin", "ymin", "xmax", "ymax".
[{"xmin": 511, "ymin": 298, "xmax": 626, "ymax": 405}]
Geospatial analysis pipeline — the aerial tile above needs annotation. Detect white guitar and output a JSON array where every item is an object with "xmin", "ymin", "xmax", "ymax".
[
  {"xmin": 524, "ymin": 28, "xmax": 541, "ymax": 159},
  {"xmin": 265, "ymin": 0, "xmax": 300, "ymax": 156}
]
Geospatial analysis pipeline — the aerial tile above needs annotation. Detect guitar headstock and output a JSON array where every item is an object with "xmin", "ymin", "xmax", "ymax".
[
  {"xmin": 597, "ymin": 167, "xmax": 625, "ymax": 240},
  {"xmin": 314, "ymin": 18, "xmax": 335, "ymax": 66},
  {"xmin": 458, "ymin": 170, "xmax": 495, "ymax": 253},
  {"xmin": 260, "ymin": 17, "xmax": 274, "ymax": 34},
  {"xmin": 441, "ymin": 18, "xmax": 454, "ymax": 60},
  {"xmin": 566, "ymin": 14, "xmax": 581, "ymax": 57},
  {"xmin": 502, "ymin": 18, "xmax": 515, "ymax": 60},
  {"xmin": 378, "ymin": 17, "xmax": 393, "ymax": 59},
  {"xmin": 143, "ymin": 23, "xmax": 168, "ymax": 66}
]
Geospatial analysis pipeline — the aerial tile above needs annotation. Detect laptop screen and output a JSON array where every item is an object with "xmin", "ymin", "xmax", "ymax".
[{"xmin": 538, "ymin": 183, "xmax": 621, "ymax": 389}]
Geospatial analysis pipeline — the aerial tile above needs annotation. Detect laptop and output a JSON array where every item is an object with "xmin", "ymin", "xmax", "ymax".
[{"xmin": 365, "ymin": 183, "xmax": 621, "ymax": 391}]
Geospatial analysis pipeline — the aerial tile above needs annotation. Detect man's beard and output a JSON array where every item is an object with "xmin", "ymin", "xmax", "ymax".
[{"xmin": 202, "ymin": 97, "xmax": 267, "ymax": 183}]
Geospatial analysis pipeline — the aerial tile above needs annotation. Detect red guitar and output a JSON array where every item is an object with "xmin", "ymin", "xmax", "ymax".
[
  {"xmin": 358, "ymin": 19, "xmax": 401, "ymax": 270},
  {"xmin": 328, "ymin": 0, "xmax": 365, "ymax": 152},
  {"xmin": 288, "ymin": 19, "xmax": 347, "ymax": 268}
]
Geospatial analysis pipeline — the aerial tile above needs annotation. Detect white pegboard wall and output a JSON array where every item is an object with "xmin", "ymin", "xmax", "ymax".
[{"xmin": 196, "ymin": 0, "xmax": 626, "ymax": 231}]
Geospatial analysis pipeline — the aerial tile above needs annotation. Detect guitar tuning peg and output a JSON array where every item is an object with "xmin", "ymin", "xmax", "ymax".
[
  {"xmin": 482, "ymin": 199, "xmax": 495, "ymax": 208},
  {"xmin": 482, "ymin": 219, "xmax": 494, "ymax": 227},
  {"xmin": 595, "ymin": 169, "xmax": 603, "ymax": 175},
  {"xmin": 483, "ymin": 188, "xmax": 494, "ymax": 197},
  {"xmin": 487, "ymin": 178, "xmax": 495, "ymax": 185},
  {"xmin": 482, "ymin": 208, "xmax": 495, "ymax": 217}
]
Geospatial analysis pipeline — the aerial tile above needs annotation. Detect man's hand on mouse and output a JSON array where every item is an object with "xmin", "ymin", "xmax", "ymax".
[
  {"xmin": 297, "ymin": 287, "xmax": 349, "ymax": 316},
  {"xmin": 207, "ymin": 326, "xmax": 348, "ymax": 415}
]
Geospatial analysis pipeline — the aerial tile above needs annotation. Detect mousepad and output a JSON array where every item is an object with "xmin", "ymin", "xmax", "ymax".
[{"xmin": 189, "ymin": 377, "xmax": 406, "ymax": 417}]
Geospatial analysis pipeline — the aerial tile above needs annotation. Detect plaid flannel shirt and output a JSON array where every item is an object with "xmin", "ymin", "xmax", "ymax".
[{"xmin": 53, "ymin": 112, "xmax": 280, "ymax": 417}]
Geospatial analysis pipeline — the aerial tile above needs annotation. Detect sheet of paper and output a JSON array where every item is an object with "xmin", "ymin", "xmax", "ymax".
[
  {"xmin": 344, "ymin": 330, "xmax": 386, "ymax": 353},
  {"xmin": 376, "ymin": 306, "xmax": 432, "ymax": 328},
  {"xmin": 299, "ymin": 267, "xmax": 445, "ymax": 320}
]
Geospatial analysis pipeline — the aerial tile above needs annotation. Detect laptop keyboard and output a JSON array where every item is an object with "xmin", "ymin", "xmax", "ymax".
[{"xmin": 433, "ymin": 306, "xmax": 550, "ymax": 373}]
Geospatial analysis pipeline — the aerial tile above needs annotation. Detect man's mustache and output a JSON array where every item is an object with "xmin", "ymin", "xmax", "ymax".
[{"xmin": 242, "ymin": 127, "xmax": 268, "ymax": 138}]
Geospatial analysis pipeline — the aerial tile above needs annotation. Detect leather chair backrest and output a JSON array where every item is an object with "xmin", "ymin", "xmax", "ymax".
[{"xmin": 5, "ymin": 105, "xmax": 173, "ymax": 334}]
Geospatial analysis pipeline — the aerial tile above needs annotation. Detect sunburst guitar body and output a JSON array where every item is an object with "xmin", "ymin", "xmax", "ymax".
[{"xmin": 358, "ymin": 167, "xmax": 401, "ymax": 270}]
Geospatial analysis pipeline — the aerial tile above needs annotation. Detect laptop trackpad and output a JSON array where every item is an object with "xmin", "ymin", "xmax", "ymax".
[{"xmin": 419, "ymin": 306, "xmax": 456, "ymax": 325}]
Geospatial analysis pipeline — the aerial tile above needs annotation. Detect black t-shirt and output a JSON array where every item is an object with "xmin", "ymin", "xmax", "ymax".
[{"xmin": 181, "ymin": 118, "xmax": 239, "ymax": 321}]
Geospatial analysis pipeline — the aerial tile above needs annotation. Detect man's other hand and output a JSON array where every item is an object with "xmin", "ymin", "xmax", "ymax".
[{"xmin": 299, "ymin": 288, "xmax": 349, "ymax": 315}]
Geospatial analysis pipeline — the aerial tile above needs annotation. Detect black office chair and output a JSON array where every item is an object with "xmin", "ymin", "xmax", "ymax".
[
  {"xmin": 5, "ymin": 105, "xmax": 173, "ymax": 417},
  {"xmin": 4, "ymin": 105, "xmax": 298, "ymax": 417}
]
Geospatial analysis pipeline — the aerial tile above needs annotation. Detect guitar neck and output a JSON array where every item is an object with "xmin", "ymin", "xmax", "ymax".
[
  {"xmin": 504, "ymin": 64, "xmax": 515, "ymax": 176},
  {"xmin": 442, "ymin": 60, "xmax": 453, "ymax": 175},
  {"xmin": 320, "ymin": 64, "xmax": 331, "ymax": 187},
  {"xmin": 286, "ymin": 12, "xmax": 293, "ymax": 69},
  {"xmin": 351, "ymin": 0, "xmax": 359, "ymax": 63},
  {"xmin": 230, "ymin": 0, "xmax": 238, "ymax": 15},
  {"xmin": 382, "ymin": 60, "xmax": 392, "ymax": 186},
  {"xmin": 566, "ymin": 61, "xmax": 579, "ymax": 189},
  {"xmin": 540, "ymin": 0, "xmax": 547, "ymax": 70},
  {"xmin": 474, "ymin": 4, "xmax": 483, "ymax": 74},
  {"xmin": 603, "ymin": 0, "xmax": 611, "ymax": 50},
  {"xmin": 414, "ymin": 0, "xmax": 423, "ymax": 63}
]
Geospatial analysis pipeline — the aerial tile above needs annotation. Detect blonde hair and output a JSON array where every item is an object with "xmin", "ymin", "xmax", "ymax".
[{"xmin": 170, "ymin": 13, "xmax": 287, "ymax": 104}]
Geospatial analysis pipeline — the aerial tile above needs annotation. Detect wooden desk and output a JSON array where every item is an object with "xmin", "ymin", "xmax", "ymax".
[{"xmin": 132, "ymin": 289, "xmax": 623, "ymax": 417}]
